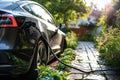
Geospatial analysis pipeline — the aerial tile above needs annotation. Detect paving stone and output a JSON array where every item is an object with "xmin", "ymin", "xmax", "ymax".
[
  {"xmin": 90, "ymin": 63, "xmax": 101, "ymax": 71},
  {"xmin": 67, "ymin": 74, "xmax": 83, "ymax": 80},
  {"xmin": 83, "ymin": 74, "xmax": 106, "ymax": 80},
  {"xmin": 70, "ymin": 68, "xmax": 83, "ymax": 73},
  {"xmin": 72, "ymin": 63, "xmax": 91, "ymax": 72}
]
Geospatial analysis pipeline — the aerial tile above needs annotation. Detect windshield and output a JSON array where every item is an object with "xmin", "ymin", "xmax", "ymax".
[{"xmin": 23, "ymin": 4, "xmax": 56, "ymax": 25}]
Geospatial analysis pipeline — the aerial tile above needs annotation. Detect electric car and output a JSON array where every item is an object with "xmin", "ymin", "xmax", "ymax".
[{"xmin": 0, "ymin": 0, "xmax": 66, "ymax": 79}]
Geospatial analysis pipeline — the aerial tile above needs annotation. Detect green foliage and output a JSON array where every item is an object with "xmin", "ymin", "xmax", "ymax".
[
  {"xmin": 66, "ymin": 31, "xmax": 78, "ymax": 49},
  {"xmin": 80, "ymin": 32, "xmax": 94, "ymax": 41},
  {"xmin": 112, "ymin": 9, "xmax": 120, "ymax": 29},
  {"xmin": 60, "ymin": 48, "xmax": 76, "ymax": 58},
  {"xmin": 57, "ymin": 48, "xmax": 76, "ymax": 71},
  {"xmin": 95, "ymin": 27, "xmax": 120, "ymax": 67},
  {"xmin": 33, "ymin": 0, "xmax": 87, "ymax": 27},
  {"xmin": 37, "ymin": 48, "xmax": 76, "ymax": 79},
  {"xmin": 94, "ymin": 1, "xmax": 120, "ymax": 67},
  {"xmin": 97, "ymin": 16, "xmax": 107, "ymax": 27},
  {"xmin": 37, "ymin": 66, "xmax": 69, "ymax": 80}
]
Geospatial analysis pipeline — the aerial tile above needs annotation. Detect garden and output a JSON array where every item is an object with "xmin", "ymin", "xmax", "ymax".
[{"xmin": 33, "ymin": 0, "xmax": 120, "ymax": 79}]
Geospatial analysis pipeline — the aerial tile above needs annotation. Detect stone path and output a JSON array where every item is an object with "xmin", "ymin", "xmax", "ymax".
[{"xmin": 67, "ymin": 41, "xmax": 120, "ymax": 80}]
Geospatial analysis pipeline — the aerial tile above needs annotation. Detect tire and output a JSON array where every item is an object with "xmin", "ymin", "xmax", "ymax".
[
  {"xmin": 37, "ymin": 39, "xmax": 48, "ymax": 66},
  {"xmin": 24, "ymin": 38, "xmax": 48, "ymax": 80},
  {"xmin": 61, "ymin": 38, "xmax": 67, "ymax": 52}
]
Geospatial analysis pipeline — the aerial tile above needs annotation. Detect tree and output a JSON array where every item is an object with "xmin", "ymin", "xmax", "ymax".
[{"xmin": 33, "ymin": 0, "xmax": 87, "ymax": 28}]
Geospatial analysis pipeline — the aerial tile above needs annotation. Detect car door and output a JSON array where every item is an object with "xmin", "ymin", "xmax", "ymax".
[{"xmin": 23, "ymin": 3, "xmax": 57, "ymax": 41}]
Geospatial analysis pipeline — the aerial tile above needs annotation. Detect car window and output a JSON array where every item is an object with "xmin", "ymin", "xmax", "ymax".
[
  {"xmin": 23, "ymin": 4, "xmax": 55, "ymax": 24},
  {"xmin": 23, "ymin": 4, "xmax": 33, "ymax": 14}
]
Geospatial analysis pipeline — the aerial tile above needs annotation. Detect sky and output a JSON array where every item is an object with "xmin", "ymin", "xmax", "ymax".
[{"xmin": 85, "ymin": 0, "xmax": 112, "ymax": 10}]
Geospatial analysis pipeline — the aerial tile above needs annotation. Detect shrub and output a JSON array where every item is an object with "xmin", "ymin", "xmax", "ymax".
[
  {"xmin": 80, "ymin": 31, "xmax": 94, "ymax": 41},
  {"xmin": 66, "ymin": 31, "xmax": 78, "ymax": 49},
  {"xmin": 37, "ymin": 48, "xmax": 76, "ymax": 79},
  {"xmin": 57, "ymin": 48, "xmax": 76, "ymax": 71},
  {"xmin": 95, "ymin": 27, "xmax": 120, "ymax": 67},
  {"xmin": 95, "ymin": 5, "xmax": 120, "ymax": 67},
  {"xmin": 37, "ymin": 66, "xmax": 69, "ymax": 80}
]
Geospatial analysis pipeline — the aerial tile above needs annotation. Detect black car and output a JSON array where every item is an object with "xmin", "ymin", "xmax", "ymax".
[{"xmin": 0, "ymin": 0, "xmax": 66, "ymax": 79}]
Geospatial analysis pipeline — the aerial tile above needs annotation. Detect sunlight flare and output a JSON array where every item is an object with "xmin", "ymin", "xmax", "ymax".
[{"xmin": 85, "ymin": 0, "xmax": 112, "ymax": 10}]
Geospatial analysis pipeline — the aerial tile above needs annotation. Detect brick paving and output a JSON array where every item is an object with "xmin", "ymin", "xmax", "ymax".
[{"xmin": 67, "ymin": 41, "xmax": 120, "ymax": 80}]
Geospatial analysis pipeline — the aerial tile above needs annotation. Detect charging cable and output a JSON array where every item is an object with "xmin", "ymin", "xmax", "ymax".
[
  {"xmin": 28, "ymin": 21, "xmax": 120, "ymax": 74},
  {"xmin": 42, "ymin": 35, "xmax": 120, "ymax": 74}
]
